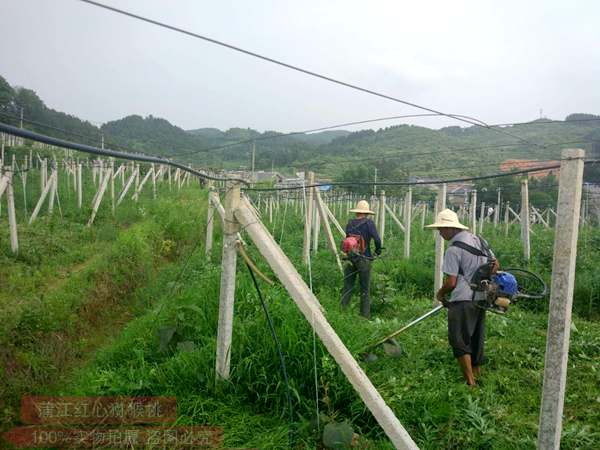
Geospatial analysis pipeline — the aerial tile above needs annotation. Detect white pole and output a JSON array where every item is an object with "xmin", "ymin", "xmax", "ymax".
[
  {"xmin": 77, "ymin": 163, "xmax": 83, "ymax": 209},
  {"xmin": 379, "ymin": 190, "xmax": 386, "ymax": 246},
  {"xmin": 538, "ymin": 149, "xmax": 585, "ymax": 449},
  {"xmin": 521, "ymin": 179, "xmax": 531, "ymax": 261},
  {"xmin": 302, "ymin": 172, "xmax": 314, "ymax": 265},
  {"xmin": 470, "ymin": 189, "xmax": 477, "ymax": 234},
  {"xmin": 205, "ymin": 181, "xmax": 214, "ymax": 257},
  {"xmin": 215, "ymin": 182, "xmax": 241, "ymax": 380},
  {"xmin": 403, "ymin": 187, "xmax": 412, "ymax": 258},
  {"xmin": 434, "ymin": 184, "xmax": 447, "ymax": 299}
]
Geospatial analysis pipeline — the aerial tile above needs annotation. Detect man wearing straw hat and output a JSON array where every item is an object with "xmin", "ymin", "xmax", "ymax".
[
  {"xmin": 426, "ymin": 208, "xmax": 499, "ymax": 386},
  {"xmin": 341, "ymin": 200, "xmax": 382, "ymax": 319}
]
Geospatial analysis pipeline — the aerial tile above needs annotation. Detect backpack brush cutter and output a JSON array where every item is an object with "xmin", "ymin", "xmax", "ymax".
[{"xmin": 363, "ymin": 267, "xmax": 547, "ymax": 359}]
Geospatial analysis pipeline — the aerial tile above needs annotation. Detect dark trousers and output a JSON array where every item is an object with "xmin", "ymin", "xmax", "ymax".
[
  {"xmin": 341, "ymin": 257, "xmax": 372, "ymax": 318},
  {"xmin": 447, "ymin": 301, "xmax": 486, "ymax": 366}
]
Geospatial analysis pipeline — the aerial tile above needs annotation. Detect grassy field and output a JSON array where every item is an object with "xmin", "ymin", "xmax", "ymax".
[{"xmin": 1, "ymin": 159, "xmax": 599, "ymax": 449}]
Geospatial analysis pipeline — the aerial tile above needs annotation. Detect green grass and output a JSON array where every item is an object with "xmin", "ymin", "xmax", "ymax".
[
  {"xmin": 56, "ymin": 198, "xmax": 599, "ymax": 449},
  {"xmin": 1, "ymin": 152, "xmax": 598, "ymax": 449},
  {"xmin": 0, "ymin": 153, "xmax": 207, "ymax": 436}
]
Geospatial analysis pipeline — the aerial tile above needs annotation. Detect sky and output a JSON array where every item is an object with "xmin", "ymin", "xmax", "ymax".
[{"xmin": 1, "ymin": 0, "xmax": 600, "ymax": 133}]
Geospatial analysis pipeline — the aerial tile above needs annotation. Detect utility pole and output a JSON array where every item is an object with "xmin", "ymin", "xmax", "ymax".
[{"xmin": 101, "ymin": 133, "xmax": 105, "ymax": 150}]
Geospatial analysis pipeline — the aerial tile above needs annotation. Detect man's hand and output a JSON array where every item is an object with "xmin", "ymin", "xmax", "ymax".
[{"xmin": 436, "ymin": 290, "xmax": 449, "ymax": 307}]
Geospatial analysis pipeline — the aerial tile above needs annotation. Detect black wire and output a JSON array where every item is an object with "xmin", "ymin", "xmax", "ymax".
[
  {"xmin": 244, "ymin": 260, "xmax": 294, "ymax": 449},
  {"xmin": 76, "ymin": 0, "xmax": 542, "ymax": 149},
  {"xmin": 0, "ymin": 122, "xmax": 248, "ymax": 185},
  {"xmin": 244, "ymin": 164, "xmax": 564, "ymax": 191},
  {"xmin": 0, "ymin": 109, "xmax": 102, "ymax": 142}
]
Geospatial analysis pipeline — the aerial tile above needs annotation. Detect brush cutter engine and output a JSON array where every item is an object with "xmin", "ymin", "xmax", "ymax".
[{"xmin": 475, "ymin": 271, "xmax": 519, "ymax": 314}]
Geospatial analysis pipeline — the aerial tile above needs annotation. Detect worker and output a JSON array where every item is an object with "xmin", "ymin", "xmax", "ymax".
[
  {"xmin": 340, "ymin": 200, "xmax": 381, "ymax": 319},
  {"xmin": 426, "ymin": 208, "xmax": 499, "ymax": 386}
]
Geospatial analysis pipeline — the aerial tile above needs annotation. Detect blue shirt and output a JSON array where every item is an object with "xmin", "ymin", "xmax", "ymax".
[{"xmin": 345, "ymin": 218, "xmax": 382, "ymax": 257}]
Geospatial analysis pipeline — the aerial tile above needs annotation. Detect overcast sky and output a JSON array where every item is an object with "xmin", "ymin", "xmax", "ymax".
[{"xmin": 2, "ymin": 0, "xmax": 599, "ymax": 133}]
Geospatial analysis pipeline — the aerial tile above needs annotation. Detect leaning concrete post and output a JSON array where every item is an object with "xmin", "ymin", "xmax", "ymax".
[
  {"xmin": 538, "ymin": 149, "xmax": 585, "ymax": 450},
  {"xmin": 315, "ymin": 189, "xmax": 343, "ymax": 274},
  {"xmin": 433, "ymin": 184, "xmax": 447, "ymax": 300},
  {"xmin": 302, "ymin": 172, "xmax": 314, "ymax": 264},
  {"xmin": 521, "ymin": 179, "xmax": 531, "ymax": 262},
  {"xmin": 216, "ymin": 182, "xmax": 241, "ymax": 380},
  {"xmin": 205, "ymin": 181, "xmax": 215, "ymax": 257},
  {"xmin": 235, "ymin": 197, "xmax": 419, "ymax": 450}
]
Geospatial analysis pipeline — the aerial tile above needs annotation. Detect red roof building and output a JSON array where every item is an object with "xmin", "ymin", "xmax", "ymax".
[{"xmin": 500, "ymin": 159, "xmax": 560, "ymax": 179}]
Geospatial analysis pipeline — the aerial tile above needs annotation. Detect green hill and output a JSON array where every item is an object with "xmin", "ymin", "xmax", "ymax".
[{"xmin": 2, "ymin": 73, "xmax": 599, "ymax": 181}]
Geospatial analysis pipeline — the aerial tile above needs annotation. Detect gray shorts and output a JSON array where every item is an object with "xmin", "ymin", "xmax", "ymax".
[{"xmin": 447, "ymin": 301, "xmax": 486, "ymax": 365}]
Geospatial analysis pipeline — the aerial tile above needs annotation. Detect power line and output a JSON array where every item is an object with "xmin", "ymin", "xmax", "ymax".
[
  {"xmin": 76, "ymin": 0, "xmax": 542, "ymax": 149},
  {"xmin": 0, "ymin": 122, "xmax": 248, "ymax": 185},
  {"xmin": 0, "ymin": 108, "xmax": 140, "ymax": 155},
  {"xmin": 244, "ymin": 164, "xmax": 561, "ymax": 191}
]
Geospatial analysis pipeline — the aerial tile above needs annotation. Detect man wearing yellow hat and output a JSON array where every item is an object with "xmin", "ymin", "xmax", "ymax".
[
  {"xmin": 341, "ymin": 200, "xmax": 382, "ymax": 319},
  {"xmin": 426, "ymin": 208, "xmax": 499, "ymax": 386}
]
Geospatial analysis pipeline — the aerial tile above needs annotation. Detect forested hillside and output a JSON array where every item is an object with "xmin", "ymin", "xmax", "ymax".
[{"xmin": 1, "ymin": 73, "xmax": 599, "ymax": 181}]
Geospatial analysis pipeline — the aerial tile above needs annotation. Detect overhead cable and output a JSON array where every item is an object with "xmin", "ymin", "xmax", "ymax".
[
  {"xmin": 76, "ymin": 0, "xmax": 541, "ymax": 148},
  {"xmin": 0, "ymin": 122, "xmax": 249, "ymax": 185}
]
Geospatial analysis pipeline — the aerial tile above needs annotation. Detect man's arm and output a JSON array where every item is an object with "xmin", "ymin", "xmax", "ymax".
[
  {"xmin": 369, "ymin": 220, "xmax": 382, "ymax": 255},
  {"xmin": 438, "ymin": 247, "xmax": 460, "ymax": 305},
  {"xmin": 437, "ymin": 275, "xmax": 457, "ymax": 305}
]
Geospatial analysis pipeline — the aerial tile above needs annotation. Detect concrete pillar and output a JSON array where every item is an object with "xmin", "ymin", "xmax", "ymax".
[{"xmin": 538, "ymin": 149, "xmax": 585, "ymax": 449}]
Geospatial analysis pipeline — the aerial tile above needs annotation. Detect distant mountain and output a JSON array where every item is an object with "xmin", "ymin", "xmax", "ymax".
[
  {"xmin": 291, "ymin": 130, "xmax": 351, "ymax": 145},
  {"xmin": 2, "ymin": 73, "xmax": 599, "ymax": 180},
  {"xmin": 187, "ymin": 127, "xmax": 225, "ymax": 139},
  {"xmin": 101, "ymin": 115, "xmax": 211, "ymax": 156}
]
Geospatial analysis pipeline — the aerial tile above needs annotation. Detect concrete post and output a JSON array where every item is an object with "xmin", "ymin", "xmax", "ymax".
[
  {"xmin": 538, "ymin": 149, "xmax": 585, "ymax": 449},
  {"xmin": 205, "ymin": 181, "xmax": 214, "ymax": 257},
  {"xmin": 434, "ymin": 184, "xmax": 447, "ymax": 299},
  {"xmin": 303, "ymin": 172, "xmax": 314, "ymax": 264},
  {"xmin": 479, "ymin": 201, "xmax": 485, "ymax": 235},
  {"xmin": 504, "ymin": 201, "xmax": 510, "ymax": 237},
  {"xmin": 403, "ymin": 187, "xmax": 412, "ymax": 258},
  {"xmin": 521, "ymin": 179, "xmax": 530, "ymax": 261},
  {"xmin": 6, "ymin": 172, "xmax": 18, "ymax": 253},
  {"xmin": 470, "ymin": 189, "xmax": 477, "ymax": 234},
  {"xmin": 216, "ymin": 182, "xmax": 241, "ymax": 380},
  {"xmin": 379, "ymin": 190, "xmax": 386, "ymax": 246}
]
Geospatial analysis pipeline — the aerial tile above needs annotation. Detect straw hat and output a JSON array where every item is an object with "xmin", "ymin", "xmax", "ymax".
[
  {"xmin": 349, "ymin": 200, "xmax": 375, "ymax": 215},
  {"xmin": 425, "ymin": 208, "xmax": 469, "ymax": 230}
]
